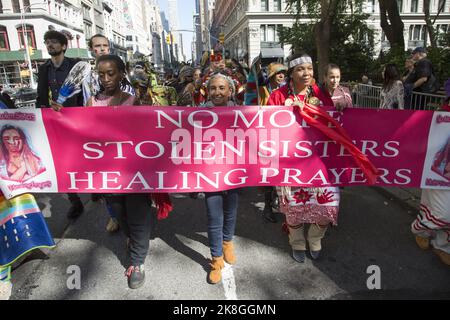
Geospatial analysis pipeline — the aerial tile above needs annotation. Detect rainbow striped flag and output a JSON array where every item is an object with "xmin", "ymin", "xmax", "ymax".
[{"xmin": 0, "ymin": 194, "xmax": 55, "ymax": 268}]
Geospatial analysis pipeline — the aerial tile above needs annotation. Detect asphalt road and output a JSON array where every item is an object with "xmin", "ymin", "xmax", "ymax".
[{"xmin": 9, "ymin": 187, "xmax": 450, "ymax": 300}]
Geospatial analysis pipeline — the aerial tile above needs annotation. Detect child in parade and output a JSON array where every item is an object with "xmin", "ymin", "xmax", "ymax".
[
  {"xmin": 268, "ymin": 53, "xmax": 339, "ymax": 263},
  {"xmin": 202, "ymin": 73, "xmax": 240, "ymax": 284}
]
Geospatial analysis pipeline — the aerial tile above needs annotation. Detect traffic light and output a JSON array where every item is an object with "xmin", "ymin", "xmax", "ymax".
[
  {"xmin": 166, "ymin": 33, "xmax": 172, "ymax": 45},
  {"xmin": 219, "ymin": 32, "xmax": 225, "ymax": 44}
]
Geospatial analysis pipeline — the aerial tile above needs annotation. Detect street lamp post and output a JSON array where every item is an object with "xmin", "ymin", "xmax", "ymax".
[{"xmin": 20, "ymin": 1, "xmax": 48, "ymax": 89}]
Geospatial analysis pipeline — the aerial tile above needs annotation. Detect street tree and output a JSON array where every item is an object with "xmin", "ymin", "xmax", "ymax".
[
  {"xmin": 423, "ymin": 0, "xmax": 446, "ymax": 48},
  {"xmin": 280, "ymin": 0, "xmax": 374, "ymax": 81},
  {"xmin": 378, "ymin": 0, "xmax": 405, "ymax": 52}
]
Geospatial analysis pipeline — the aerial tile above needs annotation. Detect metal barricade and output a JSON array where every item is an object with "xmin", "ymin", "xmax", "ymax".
[
  {"xmin": 350, "ymin": 84, "xmax": 446, "ymax": 110},
  {"xmin": 352, "ymin": 84, "xmax": 382, "ymax": 109},
  {"xmin": 405, "ymin": 91, "xmax": 445, "ymax": 111}
]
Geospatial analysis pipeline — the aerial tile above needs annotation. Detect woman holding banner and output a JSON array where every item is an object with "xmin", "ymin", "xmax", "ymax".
[
  {"xmin": 267, "ymin": 53, "xmax": 339, "ymax": 263},
  {"xmin": 202, "ymin": 73, "xmax": 240, "ymax": 284},
  {"xmin": 86, "ymin": 54, "xmax": 173, "ymax": 289}
]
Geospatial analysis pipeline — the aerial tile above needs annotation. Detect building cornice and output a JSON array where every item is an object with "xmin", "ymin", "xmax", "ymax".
[{"xmin": 0, "ymin": 14, "xmax": 84, "ymax": 33}]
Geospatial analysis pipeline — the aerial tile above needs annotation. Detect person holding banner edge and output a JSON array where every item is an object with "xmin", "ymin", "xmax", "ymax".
[
  {"xmin": 36, "ymin": 30, "xmax": 85, "ymax": 220},
  {"xmin": 268, "ymin": 53, "xmax": 340, "ymax": 263},
  {"xmin": 203, "ymin": 73, "xmax": 240, "ymax": 284},
  {"xmin": 411, "ymin": 80, "xmax": 450, "ymax": 267}
]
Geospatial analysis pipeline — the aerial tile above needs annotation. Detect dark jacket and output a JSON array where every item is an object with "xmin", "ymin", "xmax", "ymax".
[{"xmin": 36, "ymin": 57, "xmax": 84, "ymax": 108}]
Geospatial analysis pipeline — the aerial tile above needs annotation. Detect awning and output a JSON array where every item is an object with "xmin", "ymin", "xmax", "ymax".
[{"xmin": 260, "ymin": 47, "xmax": 285, "ymax": 59}]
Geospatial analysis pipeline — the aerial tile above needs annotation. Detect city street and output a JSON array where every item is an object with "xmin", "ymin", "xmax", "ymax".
[{"xmin": 9, "ymin": 187, "xmax": 450, "ymax": 300}]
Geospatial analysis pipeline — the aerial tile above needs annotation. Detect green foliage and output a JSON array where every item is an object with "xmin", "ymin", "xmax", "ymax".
[
  {"xmin": 280, "ymin": 0, "xmax": 376, "ymax": 82},
  {"xmin": 427, "ymin": 46, "xmax": 450, "ymax": 86}
]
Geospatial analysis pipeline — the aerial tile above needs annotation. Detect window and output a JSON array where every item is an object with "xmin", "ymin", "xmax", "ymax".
[
  {"xmin": 12, "ymin": 0, "xmax": 20, "ymax": 13},
  {"xmin": 368, "ymin": 0, "xmax": 376, "ymax": 13},
  {"xmin": 84, "ymin": 23, "xmax": 92, "ymax": 39},
  {"xmin": 267, "ymin": 25, "xmax": 275, "ymax": 42},
  {"xmin": 396, "ymin": 0, "xmax": 403, "ymax": 13},
  {"xmin": 0, "ymin": 1, "xmax": 3, "ymax": 14},
  {"xmin": 0, "ymin": 26, "xmax": 10, "ymax": 50},
  {"xmin": 410, "ymin": 0, "xmax": 418, "ymax": 12},
  {"xmin": 274, "ymin": 0, "xmax": 282, "ymax": 11},
  {"xmin": 409, "ymin": 25, "xmax": 426, "ymax": 41},
  {"xmin": 438, "ymin": 0, "xmax": 446, "ymax": 12},
  {"xmin": 260, "ymin": 25, "xmax": 280, "ymax": 43},
  {"xmin": 23, "ymin": 0, "xmax": 31, "ymax": 12},
  {"xmin": 261, "ymin": 0, "xmax": 268, "ymax": 11},
  {"xmin": 17, "ymin": 25, "xmax": 36, "ymax": 49}
]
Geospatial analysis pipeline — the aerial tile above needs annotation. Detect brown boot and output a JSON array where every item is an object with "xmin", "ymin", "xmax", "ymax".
[
  {"xmin": 415, "ymin": 236, "xmax": 430, "ymax": 250},
  {"xmin": 208, "ymin": 256, "xmax": 224, "ymax": 284},
  {"xmin": 223, "ymin": 241, "xmax": 236, "ymax": 265}
]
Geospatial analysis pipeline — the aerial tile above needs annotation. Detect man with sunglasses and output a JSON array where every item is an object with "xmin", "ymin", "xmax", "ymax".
[{"xmin": 36, "ymin": 30, "xmax": 84, "ymax": 219}]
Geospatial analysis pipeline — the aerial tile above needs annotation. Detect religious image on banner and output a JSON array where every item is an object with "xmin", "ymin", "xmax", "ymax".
[
  {"xmin": 431, "ymin": 137, "xmax": 450, "ymax": 181},
  {"xmin": 0, "ymin": 124, "xmax": 46, "ymax": 182},
  {"xmin": 0, "ymin": 110, "xmax": 58, "ymax": 199},
  {"xmin": 421, "ymin": 112, "xmax": 450, "ymax": 189}
]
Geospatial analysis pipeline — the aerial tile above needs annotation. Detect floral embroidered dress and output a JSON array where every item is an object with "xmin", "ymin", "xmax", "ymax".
[{"xmin": 268, "ymin": 83, "xmax": 340, "ymax": 226}]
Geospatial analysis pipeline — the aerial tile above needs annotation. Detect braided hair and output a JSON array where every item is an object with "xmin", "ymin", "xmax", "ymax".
[{"xmin": 95, "ymin": 54, "xmax": 132, "ymax": 98}]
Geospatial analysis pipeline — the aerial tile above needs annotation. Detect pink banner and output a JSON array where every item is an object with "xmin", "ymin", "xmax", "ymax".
[{"xmin": 0, "ymin": 106, "xmax": 448, "ymax": 198}]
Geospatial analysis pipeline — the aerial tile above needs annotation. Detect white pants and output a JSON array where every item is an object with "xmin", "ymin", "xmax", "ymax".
[{"xmin": 411, "ymin": 189, "xmax": 450, "ymax": 254}]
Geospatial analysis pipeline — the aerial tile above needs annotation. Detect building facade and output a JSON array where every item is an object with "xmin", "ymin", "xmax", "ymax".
[
  {"xmin": 148, "ymin": 0, "xmax": 165, "ymax": 71},
  {"xmin": 168, "ymin": 0, "xmax": 185, "ymax": 62},
  {"xmin": 211, "ymin": 0, "xmax": 450, "ymax": 66},
  {"xmin": 0, "ymin": 0, "xmax": 88, "ymax": 87},
  {"xmin": 212, "ymin": 0, "xmax": 293, "ymax": 66},
  {"xmin": 368, "ymin": 0, "xmax": 450, "ymax": 53},
  {"xmin": 123, "ymin": 0, "xmax": 153, "ymax": 59},
  {"xmin": 102, "ymin": 0, "xmax": 127, "ymax": 61}
]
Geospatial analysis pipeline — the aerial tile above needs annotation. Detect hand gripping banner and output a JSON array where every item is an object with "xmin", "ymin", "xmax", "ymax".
[{"xmin": 0, "ymin": 106, "xmax": 448, "ymax": 199}]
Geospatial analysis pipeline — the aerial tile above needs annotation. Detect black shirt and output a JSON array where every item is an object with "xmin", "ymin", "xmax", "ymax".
[
  {"xmin": 406, "ymin": 58, "xmax": 437, "ymax": 93},
  {"xmin": 36, "ymin": 57, "xmax": 83, "ymax": 108},
  {"xmin": 48, "ymin": 58, "xmax": 72, "ymax": 102}
]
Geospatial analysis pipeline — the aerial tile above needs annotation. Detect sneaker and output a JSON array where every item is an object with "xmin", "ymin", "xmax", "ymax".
[
  {"xmin": 292, "ymin": 249, "xmax": 306, "ymax": 263},
  {"xmin": 125, "ymin": 265, "xmax": 145, "ymax": 289},
  {"xmin": 67, "ymin": 200, "xmax": 84, "ymax": 219}
]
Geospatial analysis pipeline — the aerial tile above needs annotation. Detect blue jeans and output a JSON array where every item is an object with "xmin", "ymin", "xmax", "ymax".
[{"xmin": 205, "ymin": 189, "xmax": 239, "ymax": 258}]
